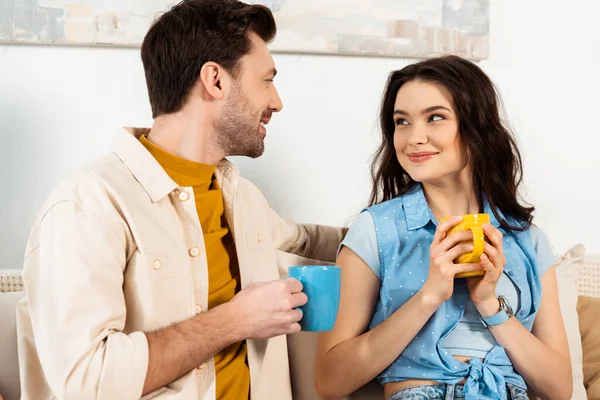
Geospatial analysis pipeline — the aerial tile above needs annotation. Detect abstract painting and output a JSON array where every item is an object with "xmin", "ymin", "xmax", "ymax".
[{"xmin": 0, "ymin": 0, "xmax": 489, "ymax": 59}]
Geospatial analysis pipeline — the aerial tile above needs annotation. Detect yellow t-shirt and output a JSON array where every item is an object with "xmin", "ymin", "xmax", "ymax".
[{"xmin": 140, "ymin": 136, "xmax": 249, "ymax": 399}]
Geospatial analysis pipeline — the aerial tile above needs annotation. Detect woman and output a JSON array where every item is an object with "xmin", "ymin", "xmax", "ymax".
[{"xmin": 315, "ymin": 56, "xmax": 572, "ymax": 400}]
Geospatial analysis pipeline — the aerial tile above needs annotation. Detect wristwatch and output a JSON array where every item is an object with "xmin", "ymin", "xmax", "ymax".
[{"xmin": 479, "ymin": 295, "xmax": 514, "ymax": 327}]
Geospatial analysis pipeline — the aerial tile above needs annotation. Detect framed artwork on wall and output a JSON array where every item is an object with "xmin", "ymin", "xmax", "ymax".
[{"xmin": 0, "ymin": 0, "xmax": 489, "ymax": 60}]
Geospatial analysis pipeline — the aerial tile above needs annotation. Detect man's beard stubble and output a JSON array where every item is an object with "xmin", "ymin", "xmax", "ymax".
[{"xmin": 215, "ymin": 85, "xmax": 267, "ymax": 159}]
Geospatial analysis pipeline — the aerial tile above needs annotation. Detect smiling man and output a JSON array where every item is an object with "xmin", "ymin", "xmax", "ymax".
[{"xmin": 16, "ymin": 1, "xmax": 345, "ymax": 399}]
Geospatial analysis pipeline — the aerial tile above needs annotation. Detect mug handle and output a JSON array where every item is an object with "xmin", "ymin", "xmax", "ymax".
[{"xmin": 470, "ymin": 226, "xmax": 485, "ymax": 261}]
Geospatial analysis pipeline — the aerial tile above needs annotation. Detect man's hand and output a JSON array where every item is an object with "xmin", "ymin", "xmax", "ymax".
[
  {"xmin": 143, "ymin": 278, "xmax": 308, "ymax": 394},
  {"xmin": 228, "ymin": 278, "xmax": 308, "ymax": 340}
]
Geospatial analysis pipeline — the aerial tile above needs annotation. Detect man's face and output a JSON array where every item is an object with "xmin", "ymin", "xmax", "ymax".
[{"xmin": 215, "ymin": 32, "xmax": 283, "ymax": 158}]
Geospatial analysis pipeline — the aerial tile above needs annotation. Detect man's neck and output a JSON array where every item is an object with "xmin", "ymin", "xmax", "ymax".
[{"xmin": 147, "ymin": 112, "xmax": 224, "ymax": 166}]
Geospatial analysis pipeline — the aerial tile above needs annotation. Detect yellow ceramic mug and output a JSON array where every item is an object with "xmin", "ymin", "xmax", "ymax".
[{"xmin": 441, "ymin": 213, "xmax": 490, "ymax": 278}]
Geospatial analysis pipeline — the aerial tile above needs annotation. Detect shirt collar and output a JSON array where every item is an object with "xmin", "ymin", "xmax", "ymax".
[
  {"xmin": 113, "ymin": 127, "xmax": 237, "ymax": 202},
  {"xmin": 482, "ymin": 196, "xmax": 502, "ymax": 228},
  {"xmin": 401, "ymin": 185, "xmax": 502, "ymax": 230},
  {"xmin": 402, "ymin": 185, "xmax": 436, "ymax": 231}
]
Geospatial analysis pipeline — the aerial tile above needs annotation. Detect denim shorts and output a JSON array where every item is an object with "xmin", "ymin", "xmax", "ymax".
[{"xmin": 387, "ymin": 383, "xmax": 529, "ymax": 400}]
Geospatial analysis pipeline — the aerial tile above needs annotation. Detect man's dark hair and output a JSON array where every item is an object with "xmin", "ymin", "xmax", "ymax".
[{"xmin": 141, "ymin": 0, "xmax": 276, "ymax": 118}]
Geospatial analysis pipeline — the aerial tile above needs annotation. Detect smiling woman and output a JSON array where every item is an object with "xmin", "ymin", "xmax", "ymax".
[{"xmin": 314, "ymin": 56, "xmax": 573, "ymax": 400}]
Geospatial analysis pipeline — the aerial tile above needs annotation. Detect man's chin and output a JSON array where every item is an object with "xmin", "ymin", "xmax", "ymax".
[
  {"xmin": 246, "ymin": 146, "xmax": 265, "ymax": 159},
  {"xmin": 230, "ymin": 144, "xmax": 265, "ymax": 159}
]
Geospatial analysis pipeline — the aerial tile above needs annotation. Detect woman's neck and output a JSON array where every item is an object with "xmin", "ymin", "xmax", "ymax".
[{"xmin": 422, "ymin": 178, "xmax": 481, "ymax": 222}]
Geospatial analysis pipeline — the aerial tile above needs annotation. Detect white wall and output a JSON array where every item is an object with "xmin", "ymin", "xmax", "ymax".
[{"xmin": 1, "ymin": 0, "xmax": 599, "ymax": 270}]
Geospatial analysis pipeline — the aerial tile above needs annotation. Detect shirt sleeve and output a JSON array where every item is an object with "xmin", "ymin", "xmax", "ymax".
[
  {"xmin": 339, "ymin": 211, "xmax": 381, "ymax": 279},
  {"xmin": 23, "ymin": 201, "xmax": 149, "ymax": 400},
  {"xmin": 239, "ymin": 178, "xmax": 347, "ymax": 262},
  {"xmin": 529, "ymin": 225, "xmax": 558, "ymax": 276}
]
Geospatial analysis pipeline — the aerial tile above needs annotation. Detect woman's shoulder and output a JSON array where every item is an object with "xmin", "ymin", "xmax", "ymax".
[
  {"xmin": 341, "ymin": 211, "xmax": 381, "ymax": 278},
  {"xmin": 364, "ymin": 193, "xmax": 411, "ymax": 215},
  {"xmin": 507, "ymin": 222, "xmax": 558, "ymax": 276}
]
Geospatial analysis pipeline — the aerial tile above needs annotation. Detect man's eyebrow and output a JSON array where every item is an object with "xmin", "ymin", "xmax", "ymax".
[{"xmin": 265, "ymin": 68, "xmax": 277, "ymax": 78}]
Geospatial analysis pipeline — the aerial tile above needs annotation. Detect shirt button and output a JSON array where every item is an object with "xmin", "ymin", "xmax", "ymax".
[
  {"xmin": 508, "ymin": 271, "xmax": 514, "ymax": 276},
  {"xmin": 178, "ymin": 191, "xmax": 189, "ymax": 201},
  {"xmin": 195, "ymin": 304, "xmax": 202, "ymax": 314},
  {"xmin": 189, "ymin": 247, "xmax": 200, "ymax": 257},
  {"xmin": 198, "ymin": 362, "xmax": 207, "ymax": 370},
  {"xmin": 152, "ymin": 259, "xmax": 161, "ymax": 270}
]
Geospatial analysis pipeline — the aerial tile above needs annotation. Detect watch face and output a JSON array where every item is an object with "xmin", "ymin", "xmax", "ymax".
[{"xmin": 499, "ymin": 295, "xmax": 514, "ymax": 317}]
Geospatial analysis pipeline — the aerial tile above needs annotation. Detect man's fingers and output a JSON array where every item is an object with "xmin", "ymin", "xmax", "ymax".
[
  {"xmin": 290, "ymin": 292, "xmax": 308, "ymax": 308},
  {"xmin": 283, "ymin": 277, "xmax": 303, "ymax": 293},
  {"xmin": 287, "ymin": 322, "xmax": 301, "ymax": 335},
  {"xmin": 288, "ymin": 309, "xmax": 303, "ymax": 323}
]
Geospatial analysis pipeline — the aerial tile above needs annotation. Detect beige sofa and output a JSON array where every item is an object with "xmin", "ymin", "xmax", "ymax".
[{"xmin": 1, "ymin": 244, "xmax": 599, "ymax": 400}]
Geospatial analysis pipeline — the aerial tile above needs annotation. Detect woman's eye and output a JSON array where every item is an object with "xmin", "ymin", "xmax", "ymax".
[
  {"xmin": 395, "ymin": 118, "xmax": 408, "ymax": 126},
  {"xmin": 429, "ymin": 114, "xmax": 444, "ymax": 122}
]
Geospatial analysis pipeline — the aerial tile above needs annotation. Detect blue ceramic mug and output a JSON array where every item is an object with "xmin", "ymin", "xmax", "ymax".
[{"xmin": 288, "ymin": 265, "xmax": 341, "ymax": 332}]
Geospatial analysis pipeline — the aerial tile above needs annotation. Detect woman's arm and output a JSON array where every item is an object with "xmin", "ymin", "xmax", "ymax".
[
  {"xmin": 470, "ymin": 224, "xmax": 572, "ymax": 400},
  {"xmin": 485, "ymin": 266, "xmax": 572, "ymax": 400},
  {"xmin": 314, "ymin": 246, "xmax": 440, "ymax": 399}
]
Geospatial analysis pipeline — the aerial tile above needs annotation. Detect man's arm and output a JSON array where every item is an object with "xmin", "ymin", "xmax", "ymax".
[
  {"xmin": 238, "ymin": 178, "xmax": 347, "ymax": 262},
  {"xmin": 24, "ymin": 201, "xmax": 149, "ymax": 399},
  {"xmin": 268, "ymin": 207, "xmax": 347, "ymax": 262},
  {"xmin": 26, "ymin": 201, "xmax": 307, "ymax": 399},
  {"xmin": 142, "ymin": 304, "xmax": 240, "ymax": 395},
  {"xmin": 142, "ymin": 278, "xmax": 307, "ymax": 394}
]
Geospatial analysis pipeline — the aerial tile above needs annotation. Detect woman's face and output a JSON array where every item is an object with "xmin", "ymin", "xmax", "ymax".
[{"xmin": 392, "ymin": 80, "xmax": 471, "ymax": 186}]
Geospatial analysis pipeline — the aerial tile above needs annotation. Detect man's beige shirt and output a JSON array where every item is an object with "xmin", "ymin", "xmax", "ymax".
[{"xmin": 17, "ymin": 128, "xmax": 345, "ymax": 400}]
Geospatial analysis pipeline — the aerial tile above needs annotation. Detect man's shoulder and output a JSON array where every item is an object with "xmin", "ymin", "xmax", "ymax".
[
  {"xmin": 36, "ymin": 153, "xmax": 136, "ymax": 219},
  {"xmin": 234, "ymin": 175, "xmax": 269, "ymax": 205},
  {"xmin": 236, "ymin": 175, "xmax": 260, "ymax": 193}
]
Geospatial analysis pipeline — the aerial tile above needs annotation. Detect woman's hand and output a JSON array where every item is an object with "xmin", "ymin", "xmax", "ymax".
[
  {"xmin": 466, "ymin": 223, "xmax": 507, "ymax": 317},
  {"xmin": 421, "ymin": 216, "xmax": 485, "ymax": 306}
]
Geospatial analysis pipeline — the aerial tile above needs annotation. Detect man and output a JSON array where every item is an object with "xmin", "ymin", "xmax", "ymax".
[{"xmin": 16, "ymin": 1, "xmax": 345, "ymax": 399}]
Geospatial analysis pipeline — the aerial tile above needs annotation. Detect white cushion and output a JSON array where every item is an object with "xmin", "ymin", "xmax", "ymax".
[
  {"xmin": 554, "ymin": 244, "xmax": 587, "ymax": 400},
  {"xmin": 0, "ymin": 290, "xmax": 26, "ymax": 400}
]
